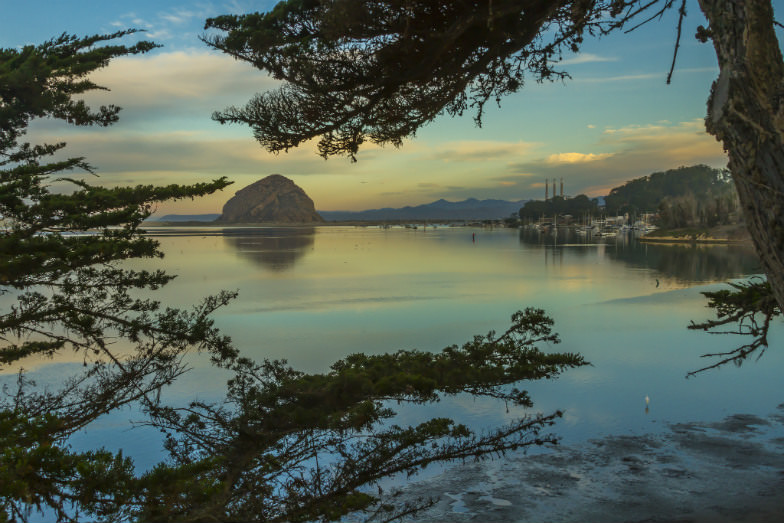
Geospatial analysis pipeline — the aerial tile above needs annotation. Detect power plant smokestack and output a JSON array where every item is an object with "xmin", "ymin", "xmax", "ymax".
[
  {"xmin": 560, "ymin": 178, "xmax": 564, "ymax": 197},
  {"xmin": 545, "ymin": 178, "xmax": 549, "ymax": 200}
]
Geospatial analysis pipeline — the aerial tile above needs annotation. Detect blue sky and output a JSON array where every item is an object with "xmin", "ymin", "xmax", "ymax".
[{"xmin": 3, "ymin": 1, "xmax": 780, "ymax": 214}]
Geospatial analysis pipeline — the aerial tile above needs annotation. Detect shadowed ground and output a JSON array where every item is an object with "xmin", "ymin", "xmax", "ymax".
[{"xmin": 400, "ymin": 407, "xmax": 784, "ymax": 522}]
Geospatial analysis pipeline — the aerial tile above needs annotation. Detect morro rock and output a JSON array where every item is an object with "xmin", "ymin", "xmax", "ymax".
[{"xmin": 217, "ymin": 174, "xmax": 324, "ymax": 224}]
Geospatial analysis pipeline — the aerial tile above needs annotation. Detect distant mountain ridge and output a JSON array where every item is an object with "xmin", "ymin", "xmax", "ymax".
[
  {"xmin": 318, "ymin": 198, "xmax": 527, "ymax": 221},
  {"xmin": 151, "ymin": 198, "xmax": 527, "ymax": 222}
]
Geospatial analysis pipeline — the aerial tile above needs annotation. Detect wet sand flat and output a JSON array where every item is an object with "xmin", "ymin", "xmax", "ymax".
[{"xmin": 398, "ymin": 408, "xmax": 784, "ymax": 522}]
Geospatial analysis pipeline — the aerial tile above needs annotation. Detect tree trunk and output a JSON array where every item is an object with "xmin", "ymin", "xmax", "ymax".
[{"xmin": 698, "ymin": 0, "xmax": 784, "ymax": 310}]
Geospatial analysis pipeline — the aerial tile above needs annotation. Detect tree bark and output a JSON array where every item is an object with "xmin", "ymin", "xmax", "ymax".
[{"xmin": 698, "ymin": 0, "xmax": 784, "ymax": 309}]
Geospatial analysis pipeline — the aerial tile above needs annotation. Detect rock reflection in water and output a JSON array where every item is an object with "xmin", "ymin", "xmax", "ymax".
[
  {"xmin": 223, "ymin": 228, "xmax": 315, "ymax": 272},
  {"xmin": 518, "ymin": 227, "xmax": 760, "ymax": 283}
]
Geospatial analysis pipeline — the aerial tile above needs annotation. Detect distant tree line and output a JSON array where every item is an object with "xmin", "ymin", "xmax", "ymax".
[
  {"xmin": 604, "ymin": 165, "xmax": 739, "ymax": 227},
  {"xmin": 657, "ymin": 186, "xmax": 740, "ymax": 230},
  {"xmin": 518, "ymin": 194, "xmax": 600, "ymax": 221},
  {"xmin": 519, "ymin": 165, "xmax": 740, "ymax": 228}
]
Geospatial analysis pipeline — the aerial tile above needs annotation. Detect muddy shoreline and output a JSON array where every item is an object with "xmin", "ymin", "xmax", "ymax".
[
  {"xmin": 641, "ymin": 225, "xmax": 752, "ymax": 246},
  {"xmin": 396, "ymin": 408, "xmax": 784, "ymax": 522}
]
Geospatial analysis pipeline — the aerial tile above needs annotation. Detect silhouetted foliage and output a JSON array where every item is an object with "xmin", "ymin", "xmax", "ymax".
[
  {"xmin": 657, "ymin": 188, "xmax": 739, "ymax": 229},
  {"xmin": 688, "ymin": 278, "xmax": 780, "ymax": 376},
  {"xmin": 603, "ymin": 165, "xmax": 732, "ymax": 216},
  {"xmin": 0, "ymin": 31, "xmax": 235, "ymax": 521},
  {"xmin": 2, "ymin": 33, "xmax": 585, "ymax": 522},
  {"xmin": 519, "ymin": 194, "xmax": 599, "ymax": 220},
  {"xmin": 134, "ymin": 308, "xmax": 584, "ymax": 522},
  {"xmin": 203, "ymin": 1, "xmax": 685, "ymax": 160}
]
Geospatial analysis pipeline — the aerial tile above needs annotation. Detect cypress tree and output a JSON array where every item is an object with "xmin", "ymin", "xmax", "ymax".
[{"xmin": 0, "ymin": 31, "xmax": 235, "ymax": 521}]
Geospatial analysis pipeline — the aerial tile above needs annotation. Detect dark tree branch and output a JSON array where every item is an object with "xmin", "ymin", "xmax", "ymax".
[
  {"xmin": 687, "ymin": 277, "xmax": 780, "ymax": 377},
  {"xmin": 1, "ymin": 31, "xmax": 236, "ymax": 521},
  {"xmin": 135, "ymin": 308, "xmax": 585, "ymax": 522},
  {"xmin": 667, "ymin": 0, "xmax": 689, "ymax": 84},
  {"xmin": 204, "ymin": 1, "xmax": 683, "ymax": 160}
]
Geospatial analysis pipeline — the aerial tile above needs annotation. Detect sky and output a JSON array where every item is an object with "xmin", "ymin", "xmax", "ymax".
[{"xmin": 2, "ymin": 1, "xmax": 782, "ymax": 214}]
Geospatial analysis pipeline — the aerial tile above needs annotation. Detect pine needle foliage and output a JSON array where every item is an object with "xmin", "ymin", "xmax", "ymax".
[
  {"xmin": 1, "ymin": 30, "xmax": 585, "ymax": 523},
  {"xmin": 203, "ymin": 0, "xmax": 682, "ymax": 160},
  {"xmin": 0, "ymin": 31, "xmax": 235, "ymax": 521},
  {"xmin": 138, "ymin": 308, "xmax": 585, "ymax": 522},
  {"xmin": 688, "ymin": 278, "xmax": 781, "ymax": 376}
]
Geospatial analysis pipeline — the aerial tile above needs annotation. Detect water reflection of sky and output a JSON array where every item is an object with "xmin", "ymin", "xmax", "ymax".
[{"xmin": 7, "ymin": 226, "xmax": 781, "ymax": 472}]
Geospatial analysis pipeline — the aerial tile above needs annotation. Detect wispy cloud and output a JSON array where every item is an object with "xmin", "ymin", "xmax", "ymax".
[
  {"xmin": 428, "ymin": 140, "xmax": 539, "ymax": 162},
  {"xmin": 509, "ymin": 119, "xmax": 726, "ymax": 197},
  {"xmin": 576, "ymin": 73, "xmax": 662, "ymax": 84},
  {"xmin": 108, "ymin": 5, "xmax": 224, "ymax": 46},
  {"xmin": 159, "ymin": 8, "xmax": 199, "ymax": 25},
  {"xmin": 145, "ymin": 29, "xmax": 174, "ymax": 40},
  {"xmin": 574, "ymin": 67, "xmax": 718, "ymax": 84},
  {"xmin": 558, "ymin": 53, "xmax": 618, "ymax": 66},
  {"xmin": 30, "ymin": 130, "xmax": 348, "ymax": 178},
  {"xmin": 76, "ymin": 50, "xmax": 277, "ymax": 122}
]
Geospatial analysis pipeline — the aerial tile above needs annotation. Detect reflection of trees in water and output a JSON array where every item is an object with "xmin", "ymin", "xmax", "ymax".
[
  {"xmin": 608, "ymin": 241, "xmax": 760, "ymax": 283},
  {"xmin": 223, "ymin": 228, "xmax": 315, "ymax": 272},
  {"xmin": 518, "ymin": 227, "xmax": 760, "ymax": 282},
  {"xmin": 518, "ymin": 228, "xmax": 599, "ymax": 259}
]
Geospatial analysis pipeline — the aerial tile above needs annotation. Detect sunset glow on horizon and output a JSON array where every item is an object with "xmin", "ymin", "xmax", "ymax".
[{"xmin": 2, "ymin": 0, "xmax": 754, "ymax": 215}]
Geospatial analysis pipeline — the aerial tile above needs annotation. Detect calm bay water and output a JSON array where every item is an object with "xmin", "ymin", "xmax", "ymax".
[{"xmin": 9, "ymin": 225, "xmax": 783, "ymax": 472}]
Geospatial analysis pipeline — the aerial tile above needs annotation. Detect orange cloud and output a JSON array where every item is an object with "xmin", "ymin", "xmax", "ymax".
[{"xmin": 546, "ymin": 152, "xmax": 614, "ymax": 164}]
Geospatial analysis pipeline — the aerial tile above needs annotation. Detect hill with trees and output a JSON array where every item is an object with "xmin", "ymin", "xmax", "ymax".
[
  {"xmin": 518, "ymin": 194, "xmax": 599, "ymax": 221},
  {"xmin": 518, "ymin": 165, "xmax": 740, "ymax": 230},
  {"xmin": 604, "ymin": 165, "xmax": 736, "ymax": 217}
]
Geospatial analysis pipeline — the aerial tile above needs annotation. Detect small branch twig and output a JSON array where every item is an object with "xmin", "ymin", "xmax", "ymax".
[{"xmin": 666, "ymin": 0, "xmax": 688, "ymax": 84}]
